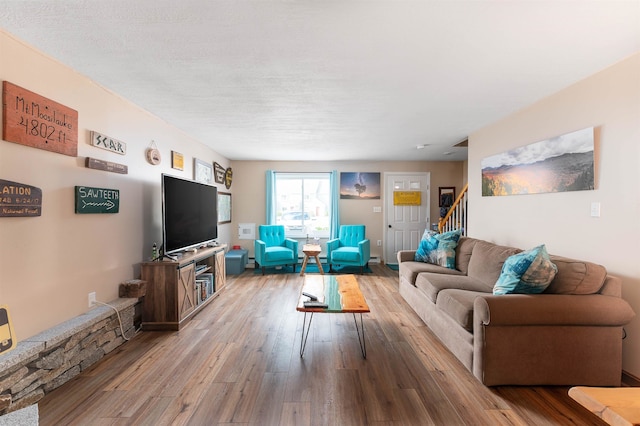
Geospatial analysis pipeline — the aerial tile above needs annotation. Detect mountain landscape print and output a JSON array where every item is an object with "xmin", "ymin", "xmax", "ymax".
[{"xmin": 482, "ymin": 127, "xmax": 595, "ymax": 196}]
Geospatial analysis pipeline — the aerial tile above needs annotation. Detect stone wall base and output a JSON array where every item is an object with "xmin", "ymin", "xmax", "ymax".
[{"xmin": 0, "ymin": 298, "xmax": 140, "ymax": 415}]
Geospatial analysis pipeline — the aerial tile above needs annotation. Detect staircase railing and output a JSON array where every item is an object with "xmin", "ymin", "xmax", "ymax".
[{"xmin": 438, "ymin": 183, "xmax": 468, "ymax": 235}]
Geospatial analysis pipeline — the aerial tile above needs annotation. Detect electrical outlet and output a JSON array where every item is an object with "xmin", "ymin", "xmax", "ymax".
[
  {"xmin": 88, "ymin": 292, "xmax": 96, "ymax": 308},
  {"xmin": 377, "ymin": 240, "xmax": 382, "ymax": 246}
]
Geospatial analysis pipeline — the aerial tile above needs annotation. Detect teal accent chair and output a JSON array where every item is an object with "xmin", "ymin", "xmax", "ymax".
[
  {"xmin": 254, "ymin": 225, "xmax": 299, "ymax": 275},
  {"xmin": 326, "ymin": 225, "xmax": 370, "ymax": 274}
]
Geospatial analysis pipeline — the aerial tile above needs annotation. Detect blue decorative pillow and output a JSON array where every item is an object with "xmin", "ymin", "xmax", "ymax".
[
  {"xmin": 414, "ymin": 229, "xmax": 462, "ymax": 269},
  {"xmin": 493, "ymin": 245, "xmax": 558, "ymax": 295}
]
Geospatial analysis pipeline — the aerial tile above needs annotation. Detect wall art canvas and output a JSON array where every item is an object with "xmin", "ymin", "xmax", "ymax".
[
  {"xmin": 481, "ymin": 127, "xmax": 595, "ymax": 197},
  {"xmin": 340, "ymin": 172, "xmax": 381, "ymax": 199}
]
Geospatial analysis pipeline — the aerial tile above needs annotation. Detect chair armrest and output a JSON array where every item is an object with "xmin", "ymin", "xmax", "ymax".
[
  {"xmin": 284, "ymin": 238, "xmax": 299, "ymax": 256},
  {"xmin": 358, "ymin": 239, "xmax": 371, "ymax": 262},
  {"xmin": 397, "ymin": 250, "xmax": 417, "ymax": 263},
  {"xmin": 474, "ymin": 294, "xmax": 636, "ymax": 327},
  {"xmin": 254, "ymin": 239, "xmax": 266, "ymax": 263},
  {"xmin": 326, "ymin": 238, "xmax": 340, "ymax": 252}
]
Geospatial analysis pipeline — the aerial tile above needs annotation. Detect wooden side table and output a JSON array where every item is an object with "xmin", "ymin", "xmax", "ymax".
[
  {"xmin": 300, "ymin": 244, "xmax": 324, "ymax": 275},
  {"xmin": 569, "ymin": 386, "xmax": 640, "ymax": 426}
]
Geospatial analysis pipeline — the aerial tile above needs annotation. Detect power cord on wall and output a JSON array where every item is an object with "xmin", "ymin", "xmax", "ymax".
[{"xmin": 93, "ymin": 300, "xmax": 141, "ymax": 341}]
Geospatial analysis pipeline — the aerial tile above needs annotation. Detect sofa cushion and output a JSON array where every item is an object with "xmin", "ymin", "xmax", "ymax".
[
  {"xmin": 455, "ymin": 237, "xmax": 480, "ymax": 275},
  {"xmin": 435, "ymin": 289, "xmax": 486, "ymax": 332},
  {"xmin": 399, "ymin": 261, "xmax": 464, "ymax": 287},
  {"xmin": 417, "ymin": 273, "xmax": 490, "ymax": 304},
  {"xmin": 494, "ymin": 245, "xmax": 557, "ymax": 295},
  {"xmin": 545, "ymin": 255, "xmax": 607, "ymax": 294},
  {"xmin": 415, "ymin": 229, "xmax": 462, "ymax": 269},
  {"xmin": 467, "ymin": 241, "xmax": 521, "ymax": 290}
]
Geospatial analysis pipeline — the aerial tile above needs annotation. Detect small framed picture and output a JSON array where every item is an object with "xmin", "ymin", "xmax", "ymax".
[
  {"xmin": 194, "ymin": 158, "xmax": 213, "ymax": 184},
  {"xmin": 218, "ymin": 192, "xmax": 231, "ymax": 224},
  {"xmin": 439, "ymin": 187, "xmax": 456, "ymax": 207},
  {"xmin": 171, "ymin": 151, "xmax": 184, "ymax": 171}
]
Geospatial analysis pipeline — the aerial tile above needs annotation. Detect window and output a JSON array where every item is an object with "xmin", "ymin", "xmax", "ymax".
[{"xmin": 273, "ymin": 172, "xmax": 331, "ymax": 238}]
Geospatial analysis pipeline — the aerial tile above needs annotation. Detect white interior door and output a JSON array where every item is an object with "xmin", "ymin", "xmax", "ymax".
[{"xmin": 384, "ymin": 173, "xmax": 430, "ymax": 264}]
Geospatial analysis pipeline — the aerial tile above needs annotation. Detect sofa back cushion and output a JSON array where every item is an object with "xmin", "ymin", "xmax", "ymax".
[
  {"xmin": 455, "ymin": 237, "xmax": 480, "ymax": 275},
  {"xmin": 467, "ymin": 240, "xmax": 521, "ymax": 290},
  {"xmin": 544, "ymin": 255, "xmax": 607, "ymax": 294}
]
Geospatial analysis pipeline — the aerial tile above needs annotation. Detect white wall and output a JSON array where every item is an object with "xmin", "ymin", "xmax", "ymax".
[
  {"xmin": 0, "ymin": 30, "xmax": 232, "ymax": 341},
  {"xmin": 468, "ymin": 53, "xmax": 640, "ymax": 377}
]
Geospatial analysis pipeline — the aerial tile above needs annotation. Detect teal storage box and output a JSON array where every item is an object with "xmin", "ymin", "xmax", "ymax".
[{"xmin": 225, "ymin": 249, "xmax": 248, "ymax": 275}]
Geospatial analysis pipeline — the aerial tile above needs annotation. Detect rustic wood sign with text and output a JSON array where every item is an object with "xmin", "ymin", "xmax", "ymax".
[
  {"xmin": 214, "ymin": 162, "xmax": 225, "ymax": 184},
  {"xmin": 393, "ymin": 191, "xmax": 421, "ymax": 206},
  {"xmin": 0, "ymin": 179, "xmax": 42, "ymax": 217},
  {"xmin": 75, "ymin": 186, "xmax": 119, "ymax": 214},
  {"xmin": 2, "ymin": 81, "xmax": 78, "ymax": 157},
  {"xmin": 86, "ymin": 157, "xmax": 128, "ymax": 174},
  {"xmin": 90, "ymin": 131, "xmax": 126, "ymax": 155}
]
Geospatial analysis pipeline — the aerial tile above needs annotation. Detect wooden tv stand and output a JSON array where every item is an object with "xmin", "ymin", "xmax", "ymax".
[{"xmin": 140, "ymin": 245, "xmax": 226, "ymax": 331}]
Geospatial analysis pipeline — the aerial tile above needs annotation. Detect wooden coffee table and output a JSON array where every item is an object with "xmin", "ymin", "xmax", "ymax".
[
  {"xmin": 299, "ymin": 244, "xmax": 324, "ymax": 275},
  {"xmin": 569, "ymin": 386, "xmax": 640, "ymax": 426},
  {"xmin": 296, "ymin": 274, "xmax": 370, "ymax": 358}
]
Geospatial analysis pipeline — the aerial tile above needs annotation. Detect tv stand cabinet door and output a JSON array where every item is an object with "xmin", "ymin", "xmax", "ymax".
[
  {"xmin": 141, "ymin": 261, "xmax": 196, "ymax": 330},
  {"xmin": 177, "ymin": 263, "xmax": 196, "ymax": 321},
  {"xmin": 214, "ymin": 249, "xmax": 226, "ymax": 292}
]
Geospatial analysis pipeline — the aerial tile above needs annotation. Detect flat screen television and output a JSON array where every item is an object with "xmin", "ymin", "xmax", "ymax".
[{"xmin": 162, "ymin": 174, "xmax": 218, "ymax": 255}]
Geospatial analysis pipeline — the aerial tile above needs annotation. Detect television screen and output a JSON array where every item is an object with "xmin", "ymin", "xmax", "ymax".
[{"xmin": 162, "ymin": 174, "xmax": 218, "ymax": 254}]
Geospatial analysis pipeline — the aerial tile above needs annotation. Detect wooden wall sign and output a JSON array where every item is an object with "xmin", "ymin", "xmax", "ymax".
[
  {"xmin": 214, "ymin": 162, "xmax": 225, "ymax": 184},
  {"xmin": 0, "ymin": 179, "xmax": 42, "ymax": 217},
  {"xmin": 2, "ymin": 81, "xmax": 78, "ymax": 157},
  {"xmin": 224, "ymin": 167, "xmax": 233, "ymax": 189},
  {"xmin": 85, "ymin": 157, "xmax": 128, "ymax": 174},
  {"xmin": 75, "ymin": 186, "xmax": 119, "ymax": 214},
  {"xmin": 90, "ymin": 131, "xmax": 126, "ymax": 155}
]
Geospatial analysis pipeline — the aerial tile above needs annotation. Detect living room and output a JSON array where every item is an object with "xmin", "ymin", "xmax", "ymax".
[{"xmin": 1, "ymin": 2, "xmax": 639, "ymax": 423}]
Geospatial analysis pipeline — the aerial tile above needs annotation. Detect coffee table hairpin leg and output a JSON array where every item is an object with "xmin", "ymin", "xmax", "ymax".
[
  {"xmin": 299, "ymin": 312, "xmax": 314, "ymax": 357},
  {"xmin": 299, "ymin": 312, "xmax": 367, "ymax": 359},
  {"xmin": 353, "ymin": 313, "xmax": 366, "ymax": 359}
]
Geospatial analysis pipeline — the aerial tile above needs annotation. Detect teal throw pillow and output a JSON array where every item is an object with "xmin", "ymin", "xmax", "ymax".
[
  {"xmin": 414, "ymin": 229, "xmax": 462, "ymax": 269},
  {"xmin": 493, "ymin": 244, "xmax": 558, "ymax": 295}
]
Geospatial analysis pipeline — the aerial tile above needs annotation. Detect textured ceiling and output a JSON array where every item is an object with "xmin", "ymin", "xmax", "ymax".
[{"xmin": 1, "ymin": 1, "xmax": 638, "ymax": 162}]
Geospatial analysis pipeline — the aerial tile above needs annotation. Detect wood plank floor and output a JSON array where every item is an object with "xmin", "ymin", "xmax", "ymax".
[{"xmin": 38, "ymin": 265, "xmax": 607, "ymax": 425}]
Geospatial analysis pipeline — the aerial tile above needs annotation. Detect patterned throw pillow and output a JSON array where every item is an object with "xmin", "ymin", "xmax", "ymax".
[
  {"xmin": 414, "ymin": 229, "xmax": 462, "ymax": 269},
  {"xmin": 493, "ymin": 244, "xmax": 558, "ymax": 295}
]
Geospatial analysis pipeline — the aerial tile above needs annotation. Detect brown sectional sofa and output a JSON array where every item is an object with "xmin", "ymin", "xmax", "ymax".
[{"xmin": 398, "ymin": 237, "xmax": 636, "ymax": 386}]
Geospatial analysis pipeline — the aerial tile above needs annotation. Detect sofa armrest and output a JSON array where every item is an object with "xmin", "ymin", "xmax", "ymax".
[
  {"xmin": 599, "ymin": 275, "xmax": 622, "ymax": 297},
  {"xmin": 397, "ymin": 250, "xmax": 416, "ymax": 263},
  {"xmin": 474, "ymin": 294, "xmax": 635, "ymax": 327}
]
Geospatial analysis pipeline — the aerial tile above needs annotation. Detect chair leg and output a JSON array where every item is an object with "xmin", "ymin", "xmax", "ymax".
[
  {"xmin": 292, "ymin": 264, "xmax": 296, "ymax": 272},
  {"xmin": 262, "ymin": 266, "xmax": 265, "ymax": 275}
]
